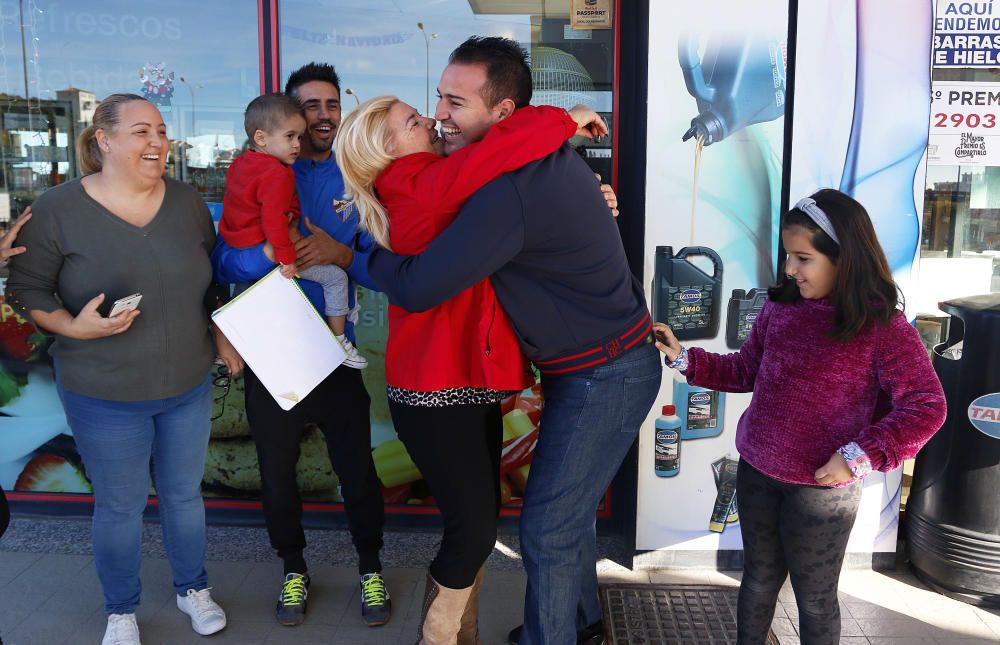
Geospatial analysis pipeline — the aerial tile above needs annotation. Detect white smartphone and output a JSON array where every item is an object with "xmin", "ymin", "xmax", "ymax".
[{"xmin": 109, "ymin": 293, "xmax": 142, "ymax": 317}]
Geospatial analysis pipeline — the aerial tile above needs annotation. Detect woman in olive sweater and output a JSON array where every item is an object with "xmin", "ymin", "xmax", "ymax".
[{"xmin": 6, "ymin": 94, "xmax": 241, "ymax": 645}]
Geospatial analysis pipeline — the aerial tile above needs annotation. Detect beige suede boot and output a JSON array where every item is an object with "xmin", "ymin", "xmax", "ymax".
[
  {"xmin": 456, "ymin": 565, "xmax": 486, "ymax": 645},
  {"xmin": 416, "ymin": 573, "xmax": 474, "ymax": 645}
]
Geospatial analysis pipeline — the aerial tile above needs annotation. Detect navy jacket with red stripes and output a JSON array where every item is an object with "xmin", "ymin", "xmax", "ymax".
[{"xmin": 368, "ymin": 143, "xmax": 650, "ymax": 376}]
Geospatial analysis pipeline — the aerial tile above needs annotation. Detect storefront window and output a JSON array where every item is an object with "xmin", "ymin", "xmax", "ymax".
[
  {"xmin": 278, "ymin": 0, "xmax": 617, "ymax": 510},
  {"xmin": 279, "ymin": 0, "xmax": 614, "ymax": 179},
  {"xmin": 0, "ymin": 0, "xmax": 622, "ymax": 513},
  {"xmin": 916, "ymin": 16, "xmax": 1000, "ymax": 347},
  {"xmin": 0, "ymin": 1, "xmax": 259, "ymax": 497},
  {"xmin": 0, "ymin": 0, "xmax": 260, "ymax": 223}
]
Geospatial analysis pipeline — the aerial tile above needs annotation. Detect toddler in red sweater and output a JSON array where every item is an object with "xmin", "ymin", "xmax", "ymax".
[
  {"xmin": 654, "ymin": 189, "xmax": 946, "ymax": 645},
  {"xmin": 219, "ymin": 93, "xmax": 365, "ymax": 368}
]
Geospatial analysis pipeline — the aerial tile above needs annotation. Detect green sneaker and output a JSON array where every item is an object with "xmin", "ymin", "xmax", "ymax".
[
  {"xmin": 360, "ymin": 572, "xmax": 392, "ymax": 627},
  {"xmin": 276, "ymin": 573, "xmax": 309, "ymax": 626}
]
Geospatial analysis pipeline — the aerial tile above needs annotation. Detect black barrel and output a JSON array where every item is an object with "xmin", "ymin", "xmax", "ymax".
[{"xmin": 908, "ymin": 294, "xmax": 1000, "ymax": 606}]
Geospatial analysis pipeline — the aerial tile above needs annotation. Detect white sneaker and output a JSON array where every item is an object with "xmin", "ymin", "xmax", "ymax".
[
  {"xmin": 337, "ymin": 335, "xmax": 368, "ymax": 369},
  {"xmin": 102, "ymin": 613, "xmax": 140, "ymax": 645},
  {"xmin": 176, "ymin": 588, "xmax": 227, "ymax": 636}
]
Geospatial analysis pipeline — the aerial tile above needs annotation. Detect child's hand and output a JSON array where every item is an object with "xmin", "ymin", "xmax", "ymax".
[
  {"xmin": 814, "ymin": 453, "xmax": 854, "ymax": 486},
  {"xmin": 568, "ymin": 104, "xmax": 608, "ymax": 140},
  {"xmin": 652, "ymin": 323, "xmax": 682, "ymax": 362},
  {"xmin": 279, "ymin": 263, "xmax": 297, "ymax": 279},
  {"xmin": 262, "ymin": 242, "xmax": 276, "ymax": 263}
]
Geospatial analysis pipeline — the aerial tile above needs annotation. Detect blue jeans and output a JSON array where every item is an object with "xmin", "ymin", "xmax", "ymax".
[
  {"xmin": 520, "ymin": 343, "xmax": 660, "ymax": 645},
  {"xmin": 58, "ymin": 375, "xmax": 213, "ymax": 615}
]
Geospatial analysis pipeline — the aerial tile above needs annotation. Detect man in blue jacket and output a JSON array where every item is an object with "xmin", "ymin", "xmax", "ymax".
[
  {"xmin": 212, "ymin": 63, "xmax": 390, "ymax": 629},
  {"xmin": 369, "ymin": 37, "xmax": 660, "ymax": 645}
]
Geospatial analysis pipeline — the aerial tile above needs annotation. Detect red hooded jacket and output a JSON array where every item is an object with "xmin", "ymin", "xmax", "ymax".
[{"xmin": 374, "ymin": 105, "xmax": 577, "ymax": 391}]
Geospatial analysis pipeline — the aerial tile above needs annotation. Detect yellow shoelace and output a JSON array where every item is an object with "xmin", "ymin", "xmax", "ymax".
[
  {"xmin": 361, "ymin": 574, "xmax": 387, "ymax": 606},
  {"xmin": 281, "ymin": 576, "xmax": 307, "ymax": 606}
]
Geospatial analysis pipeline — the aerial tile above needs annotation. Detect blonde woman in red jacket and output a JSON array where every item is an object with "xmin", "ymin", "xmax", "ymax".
[{"xmin": 336, "ymin": 93, "xmax": 603, "ymax": 643}]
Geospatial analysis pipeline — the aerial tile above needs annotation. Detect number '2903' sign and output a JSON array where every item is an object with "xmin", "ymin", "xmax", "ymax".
[{"xmin": 927, "ymin": 80, "xmax": 1000, "ymax": 166}]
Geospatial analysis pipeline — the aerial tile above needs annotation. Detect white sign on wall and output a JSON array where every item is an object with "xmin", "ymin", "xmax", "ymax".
[
  {"xmin": 570, "ymin": 0, "xmax": 612, "ymax": 29},
  {"xmin": 928, "ymin": 81, "xmax": 1000, "ymax": 166}
]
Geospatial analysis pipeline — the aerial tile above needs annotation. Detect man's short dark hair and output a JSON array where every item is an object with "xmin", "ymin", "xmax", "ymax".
[
  {"xmin": 245, "ymin": 93, "xmax": 302, "ymax": 140},
  {"xmin": 448, "ymin": 36, "xmax": 532, "ymax": 108},
  {"xmin": 284, "ymin": 62, "xmax": 341, "ymax": 97}
]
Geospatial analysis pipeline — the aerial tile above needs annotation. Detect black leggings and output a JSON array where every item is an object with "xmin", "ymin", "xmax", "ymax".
[
  {"xmin": 736, "ymin": 459, "xmax": 861, "ymax": 645},
  {"xmin": 389, "ymin": 400, "xmax": 502, "ymax": 589}
]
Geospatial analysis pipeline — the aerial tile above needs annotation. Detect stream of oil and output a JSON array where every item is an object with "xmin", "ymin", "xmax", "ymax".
[{"xmin": 690, "ymin": 134, "xmax": 704, "ymax": 245}]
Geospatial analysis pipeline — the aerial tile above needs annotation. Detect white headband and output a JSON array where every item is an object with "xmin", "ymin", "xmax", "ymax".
[{"xmin": 794, "ymin": 197, "xmax": 839, "ymax": 245}]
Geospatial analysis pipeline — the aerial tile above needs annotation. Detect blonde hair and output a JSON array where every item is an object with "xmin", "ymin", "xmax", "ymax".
[
  {"xmin": 76, "ymin": 93, "xmax": 147, "ymax": 175},
  {"xmin": 335, "ymin": 95, "xmax": 398, "ymax": 250}
]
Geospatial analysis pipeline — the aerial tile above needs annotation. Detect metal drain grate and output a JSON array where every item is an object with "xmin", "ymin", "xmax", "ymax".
[{"xmin": 600, "ymin": 584, "xmax": 780, "ymax": 644}]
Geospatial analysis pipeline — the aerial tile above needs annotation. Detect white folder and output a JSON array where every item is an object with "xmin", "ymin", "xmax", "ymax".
[{"xmin": 211, "ymin": 268, "xmax": 346, "ymax": 410}]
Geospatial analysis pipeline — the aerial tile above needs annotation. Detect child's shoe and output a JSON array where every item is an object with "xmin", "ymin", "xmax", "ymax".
[{"xmin": 337, "ymin": 335, "xmax": 368, "ymax": 369}]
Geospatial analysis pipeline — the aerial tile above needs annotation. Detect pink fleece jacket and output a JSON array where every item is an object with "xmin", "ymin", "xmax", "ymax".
[{"xmin": 686, "ymin": 298, "xmax": 946, "ymax": 486}]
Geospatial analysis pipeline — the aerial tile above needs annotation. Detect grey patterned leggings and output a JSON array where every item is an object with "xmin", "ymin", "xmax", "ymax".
[
  {"xmin": 298, "ymin": 263, "xmax": 349, "ymax": 317},
  {"xmin": 736, "ymin": 459, "xmax": 862, "ymax": 645}
]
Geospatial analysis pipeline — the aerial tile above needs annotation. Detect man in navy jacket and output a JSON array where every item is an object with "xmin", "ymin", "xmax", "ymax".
[{"xmin": 369, "ymin": 37, "xmax": 660, "ymax": 645}]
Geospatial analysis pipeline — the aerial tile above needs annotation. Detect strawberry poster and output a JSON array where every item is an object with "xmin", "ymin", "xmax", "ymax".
[{"xmin": 0, "ymin": 297, "xmax": 87, "ymax": 494}]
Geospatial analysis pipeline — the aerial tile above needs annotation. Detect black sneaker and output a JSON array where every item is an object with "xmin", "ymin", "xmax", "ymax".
[
  {"xmin": 360, "ymin": 572, "xmax": 392, "ymax": 627},
  {"xmin": 508, "ymin": 621, "xmax": 605, "ymax": 644},
  {"xmin": 276, "ymin": 572, "xmax": 309, "ymax": 626}
]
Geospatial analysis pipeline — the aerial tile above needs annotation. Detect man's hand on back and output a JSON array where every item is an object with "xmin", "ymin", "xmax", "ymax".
[
  {"xmin": 595, "ymin": 174, "xmax": 619, "ymax": 219},
  {"xmin": 294, "ymin": 217, "xmax": 354, "ymax": 270}
]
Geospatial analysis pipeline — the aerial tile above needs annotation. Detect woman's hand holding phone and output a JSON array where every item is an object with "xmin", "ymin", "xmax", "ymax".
[{"xmin": 68, "ymin": 293, "xmax": 140, "ymax": 340}]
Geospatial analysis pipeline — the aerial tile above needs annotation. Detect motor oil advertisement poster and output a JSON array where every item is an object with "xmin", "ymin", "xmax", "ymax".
[{"xmin": 637, "ymin": 0, "xmax": 933, "ymax": 556}]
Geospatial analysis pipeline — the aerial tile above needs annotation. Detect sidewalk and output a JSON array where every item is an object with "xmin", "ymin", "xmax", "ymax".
[{"xmin": 2, "ymin": 517, "xmax": 999, "ymax": 644}]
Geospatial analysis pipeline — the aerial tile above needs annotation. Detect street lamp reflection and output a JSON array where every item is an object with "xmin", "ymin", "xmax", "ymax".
[{"xmin": 416, "ymin": 22, "xmax": 438, "ymax": 116}]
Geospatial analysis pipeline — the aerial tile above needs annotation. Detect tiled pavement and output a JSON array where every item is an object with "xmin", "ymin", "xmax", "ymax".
[{"xmin": 2, "ymin": 519, "xmax": 1000, "ymax": 644}]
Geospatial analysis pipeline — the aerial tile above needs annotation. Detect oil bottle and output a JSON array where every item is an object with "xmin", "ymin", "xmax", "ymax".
[
  {"xmin": 653, "ymin": 246, "xmax": 723, "ymax": 342},
  {"xmin": 654, "ymin": 405, "xmax": 681, "ymax": 477}
]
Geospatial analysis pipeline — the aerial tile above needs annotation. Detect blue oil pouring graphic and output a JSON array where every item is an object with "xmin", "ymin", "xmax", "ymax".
[{"xmin": 678, "ymin": 32, "xmax": 786, "ymax": 146}]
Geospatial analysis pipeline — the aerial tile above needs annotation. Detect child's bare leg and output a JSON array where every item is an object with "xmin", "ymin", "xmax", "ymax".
[
  {"xmin": 327, "ymin": 314, "xmax": 346, "ymax": 336},
  {"xmin": 262, "ymin": 241, "xmax": 276, "ymax": 263}
]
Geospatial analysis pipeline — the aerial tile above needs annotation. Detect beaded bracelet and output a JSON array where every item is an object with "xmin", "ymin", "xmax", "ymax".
[
  {"xmin": 837, "ymin": 442, "xmax": 872, "ymax": 480},
  {"xmin": 666, "ymin": 346, "xmax": 689, "ymax": 373}
]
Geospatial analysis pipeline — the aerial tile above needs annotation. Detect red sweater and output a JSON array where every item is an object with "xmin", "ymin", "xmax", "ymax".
[
  {"xmin": 687, "ymin": 298, "xmax": 946, "ymax": 486},
  {"xmin": 375, "ymin": 105, "xmax": 577, "ymax": 392},
  {"xmin": 219, "ymin": 150, "xmax": 301, "ymax": 265}
]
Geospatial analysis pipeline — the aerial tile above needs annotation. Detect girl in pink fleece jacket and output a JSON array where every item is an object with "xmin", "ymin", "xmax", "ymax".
[{"xmin": 654, "ymin": 189, "xmax": 946, "ymax": 645}]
